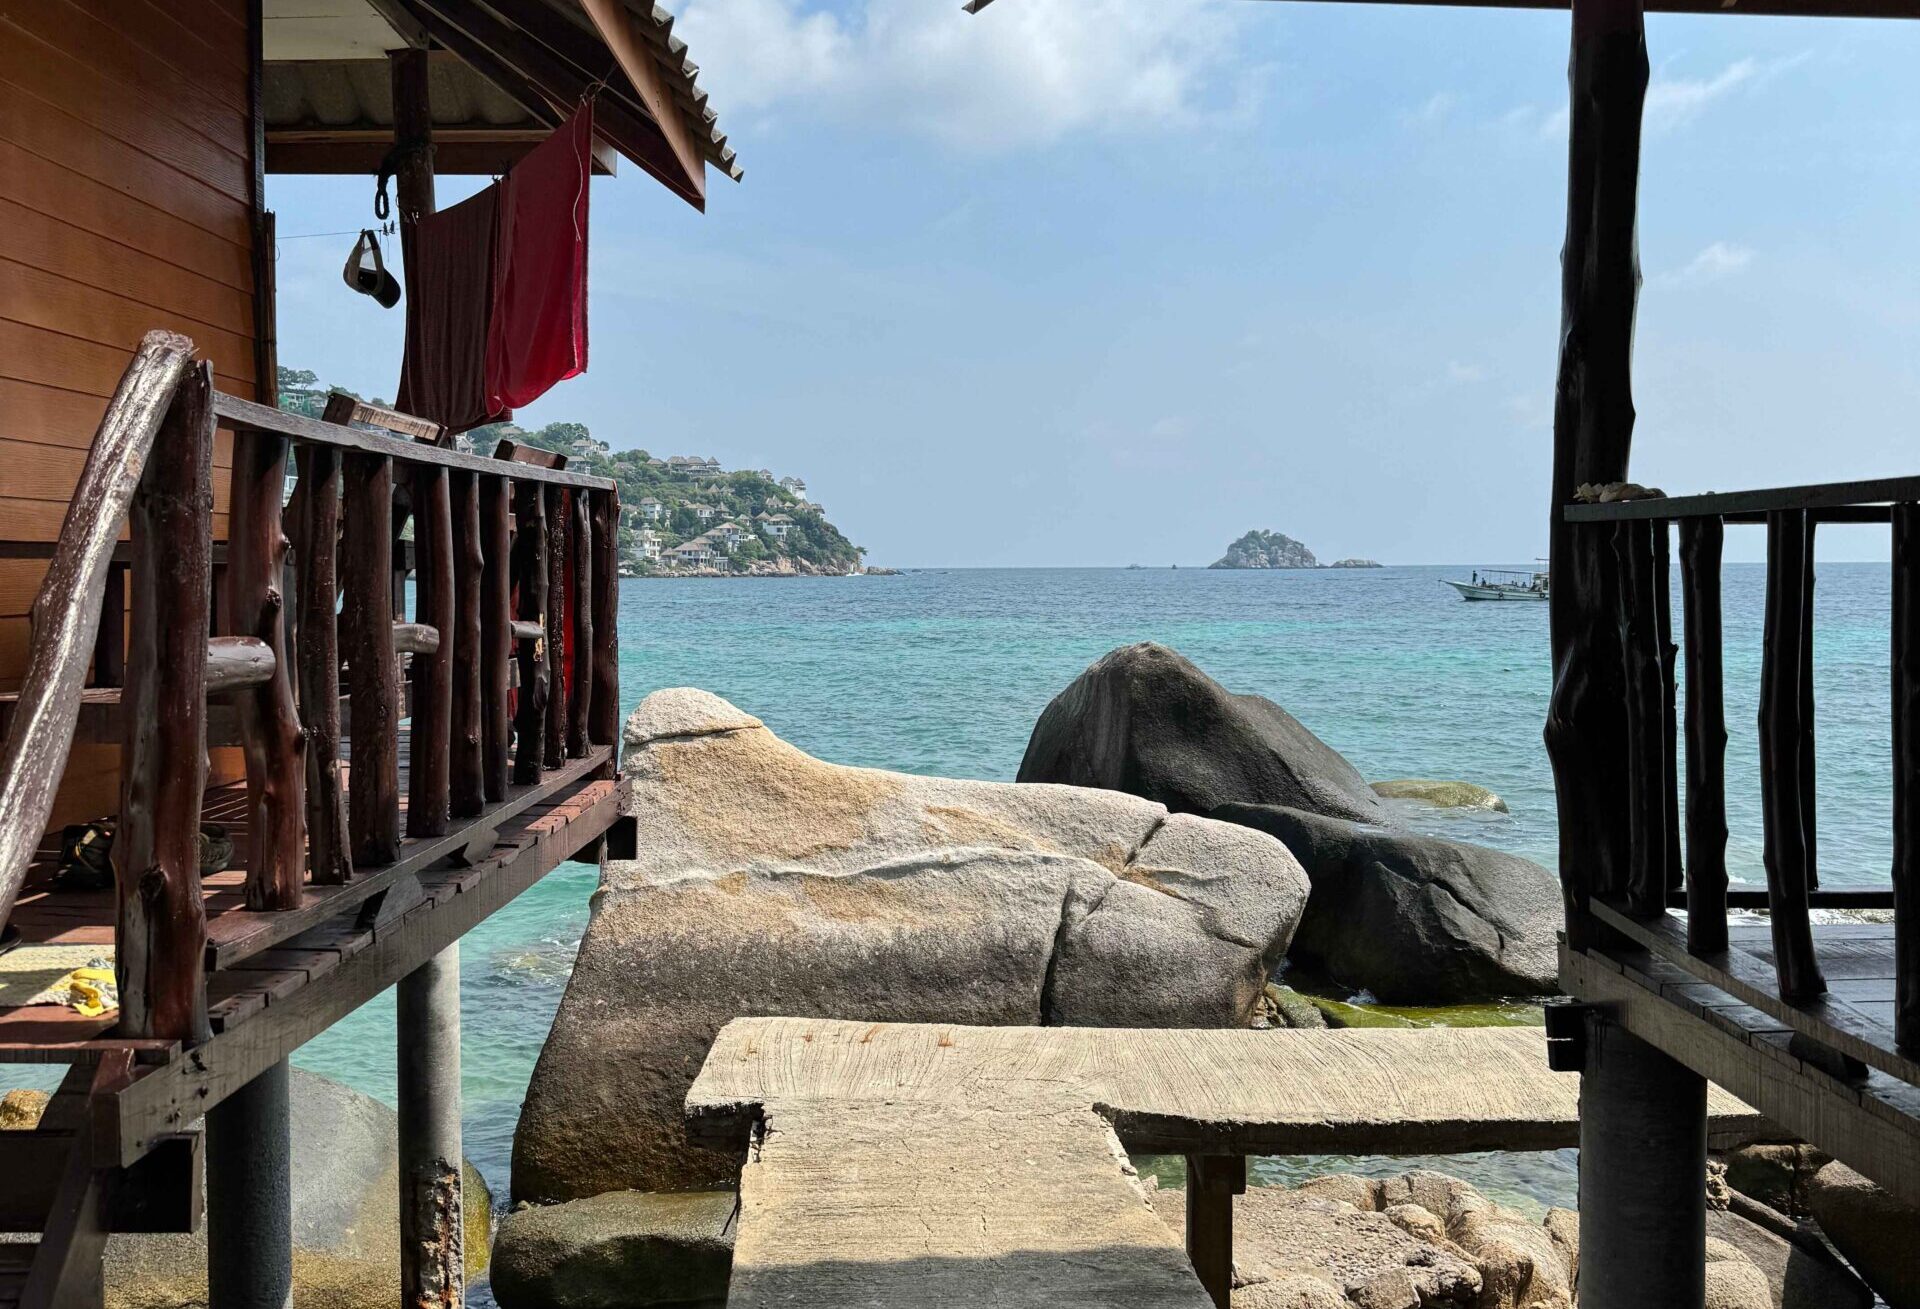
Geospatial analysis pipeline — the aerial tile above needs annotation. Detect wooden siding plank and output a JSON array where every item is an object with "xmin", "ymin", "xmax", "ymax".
[
  {"xmin": 0, "ymin": 80, "xmax": 252, "ymax": 242},
  {"xmin": 72, "ymin": 0, "xmax": 251, "ymax": 116},
  {"xmin": 0, "ymin": 23, "xmax": 251, "ymax": 204},
  {"xmin": 0, "ymin": 203, "xmax": 254, "ymax": 338},
  {"xmin": 0, "ymin": 1, "xmax": 250, "ymax": 183},
  {"xmin": 0, "ymin": 263, "xmax": 256, "ymax": 381},
  {"xmin": 0, "ymin": 320, "xmax": 252, "ymax": 401},
  {"xmin": 0, "ymin": 501, "xmax": 229, "ymax": 547},
  {"xmin": 0, "ymin": 145, "xmax": 253, "ymax": 290}
]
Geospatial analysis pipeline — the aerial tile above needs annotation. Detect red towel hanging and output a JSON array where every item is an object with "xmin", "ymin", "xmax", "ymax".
[{"xmin": 485, "ymin": 105, "xmax": 593, "ymax": 412}]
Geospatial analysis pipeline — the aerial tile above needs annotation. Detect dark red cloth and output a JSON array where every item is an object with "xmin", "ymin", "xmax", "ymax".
[
  {"xmin": 485, "ymin": 106, "xmax": 592, "ymax": 412},
  {"xmin": 396, "ymin": 184, "xmax": 506, "ymax": 434}
]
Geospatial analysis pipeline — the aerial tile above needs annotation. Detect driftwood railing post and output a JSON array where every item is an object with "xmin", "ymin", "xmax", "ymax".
[
  {"xmin": 298, "ymin": 444, "xmax": 352, "ymax": 884},
  {"xmin": 345, "ymin": 455, "xmax": 401, "ymax": 866},
  {"xmin": 1801, "ymin": 517, "xmax": 1819, "ymax": 889},
  {"xmin": 410, "ymin": 466, "xmax": 454, "ymax": 838},
  {"xmin": 1615, "ymin": 518, "xmax": 1669, "ymax": 916},
  {"xmin": 514, "ymin": 482, "xmax": 550, "ymax": 785},
  {"xmin": 544, "ymin": 486, "xmax": 568, "ymax": 770},
  {"xmin": 0, "ymin": 330, "xmax": 194, "ymax": 933},
  {"xmin": 481, "ymin": 477, "xmax": 512, "ymax": 800},
  {"xmin": 1653, "ymin": 520, "xmax": 1681, "ymax": 894},
  {"xmin": 589, "ymin": 490, "xmax": 619, "ymax": 750},
  {"xmin": 1761, "ymin": 509, "xmax": 1825, "ymax": 1001},
  {"xmin": 1894, "ymin": 505, "xmax": 1920, "ymax": 1049},
  {"xmin": 117, "ymin": 362, "xmax": 215, "ymax": 1043},
  {"xmin": 568, "ymin": 489, "xmax": 592, "ymax": 759},
  {"xmin": 1549, "ymin": 6, "xmax": 1706, "ymax": 1308},
  {"xmin": 228, "ymin": 418, "xmax": 308, "ymax": 910},
  {"xmin": 1680, "ymin": 516, "xmax": 1728, "ymax": 954},
  {"xmin": 450, "ymin": 472, "xmax": 485, "ymax": 818}
]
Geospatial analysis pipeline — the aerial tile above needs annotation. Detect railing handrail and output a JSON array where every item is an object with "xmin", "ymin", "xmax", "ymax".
[
  {"xmin": 1567, "ymin": 475, "xmax": 1920, "ymax": 523},
  {"xmin": 0, "ymin": 330, "xmax": 199, "ymax": 931},
  {"xmin": 213, "ymin": 393, "xmax": 617, "ymax": 493}
]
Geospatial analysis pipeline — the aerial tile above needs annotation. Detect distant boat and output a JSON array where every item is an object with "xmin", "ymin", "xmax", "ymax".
[{"xmin": 1445, "ymin": 567, "xmax": 1549, "ymax": 602}]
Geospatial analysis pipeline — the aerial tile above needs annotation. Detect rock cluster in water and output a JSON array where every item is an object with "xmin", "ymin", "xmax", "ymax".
[
  {"xmin": 1019, "ymin": 643, "xmax": 1560, "ymax": 1000},
  {"xmin": 1212, "ymin": 529, "xmax": 1320, "ymax": 569}
]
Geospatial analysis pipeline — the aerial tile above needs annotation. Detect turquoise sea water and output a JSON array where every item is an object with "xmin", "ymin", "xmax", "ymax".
[{"xmin": 292, "ymin": 563, "xmax": 1900, "ymax": 1256}]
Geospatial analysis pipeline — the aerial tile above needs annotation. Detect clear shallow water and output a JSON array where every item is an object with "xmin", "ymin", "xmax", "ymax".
[{"xmin": 294, "ymin": 563, "xmax": 1899, "ymax": 1238}]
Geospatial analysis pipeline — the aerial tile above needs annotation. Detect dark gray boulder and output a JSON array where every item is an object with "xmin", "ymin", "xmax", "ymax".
[
  {"xmin": 1213, "ymin": 804, "xmax": 1560, "ymax": 1002},
  {"xmin": 1016, "ymin": 643, "xmax": 1393, "ymax": 825}
]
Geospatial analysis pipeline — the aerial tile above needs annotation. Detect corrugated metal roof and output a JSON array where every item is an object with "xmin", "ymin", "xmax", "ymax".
[{"xmin": 264, "ymin": 0, "xmax": 738, "ymax": 198}]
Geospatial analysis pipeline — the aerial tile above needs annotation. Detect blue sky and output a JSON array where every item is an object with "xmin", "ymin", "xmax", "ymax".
[{"xmin": 270, "ymin": 1, "xmax": 1920, "ymax": 568}]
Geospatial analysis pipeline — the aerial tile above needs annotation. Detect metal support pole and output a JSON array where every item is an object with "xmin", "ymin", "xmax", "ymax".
[
  {"xmin": 1577, "ymin": 1010, "xmax": 1706, "ymax": 1309},
  {"xmin": 398, "ymin": 943, "xmax": 464, "ymax": 1309},
  {"xmin": 206, "ymin": 1058, "xmax": 293, "ymax": 1309}
]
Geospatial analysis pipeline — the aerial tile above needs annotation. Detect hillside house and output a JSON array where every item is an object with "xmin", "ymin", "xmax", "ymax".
[
  {"xmin": 690, "ymin": 503, "xmax": 718, "ymax": 521},
  {"xmin": 638, "ymin": 497, "xmax": 665, "ymax": 521},
  {"xmin": 779, "ymin": 476, "xmax": 808, "ymax": 500},
  {"xmin": 764, "ymin": 514, "xmax": 793, "ymax": 539}
]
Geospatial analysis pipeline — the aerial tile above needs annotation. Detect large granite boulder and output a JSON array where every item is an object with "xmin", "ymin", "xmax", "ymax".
[
  {"xmin": 1017, "ymin": 643, "xmax": 1393, "ymax": 825},
  {"xmin": 1214, "ymin": 805, "xmax": 1559, "ymax": 1002},
  {"xmin": 511, "ymin": 689, "xmax": 1310, "ymax": 1203},
  {"xmin": 98, "ymin": 1068, "xmax": 492, "ymax": 1309},
  {"xmin": 1807, "ymin": 1160, "xmax": 1920, "ymax": 1308}
]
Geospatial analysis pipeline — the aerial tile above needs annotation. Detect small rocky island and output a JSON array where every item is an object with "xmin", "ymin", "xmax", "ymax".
[{"xmin": 1211, "ymin": 530, "xmax": 1382, "ymax": 570}]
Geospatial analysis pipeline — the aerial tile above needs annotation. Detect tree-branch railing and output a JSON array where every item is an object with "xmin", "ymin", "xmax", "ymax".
[
  {"xmin": 0, "ymin": 334, "xmax": 621, "ymax": 1048},
  {"xmin": 1565, "ymin": 480, "xmax": 1918, "ymax": 1061}
]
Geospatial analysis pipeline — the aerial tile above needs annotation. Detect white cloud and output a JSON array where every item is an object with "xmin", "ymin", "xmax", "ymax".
[
  {"xmin": 1405, "ymin": 91, "xmax": 1457, "ymax": 126},
  {"xmin": 1446, "ymin": 360, "xmax": 1486, "ymax": 384},
  {"xmin": 1653, "ymin": 241, "xmax": 1755, "ymax": 287},
  {"xmin": 675, "ymin": 0, "xmax": 1259, "ymax": 150}
]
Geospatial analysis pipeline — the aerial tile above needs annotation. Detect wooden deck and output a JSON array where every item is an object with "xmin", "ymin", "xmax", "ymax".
[
  {"xmin": 0, "ymin": 743, "xmax": 618, "ymax": 1094},
  {"xmin": 688, "ymin": 1017, "xmax": 1765, "ymax": 1309},
  {"xmin": 1566, "ymin": 921, "xmax": 1920, "ymax": 1209}
]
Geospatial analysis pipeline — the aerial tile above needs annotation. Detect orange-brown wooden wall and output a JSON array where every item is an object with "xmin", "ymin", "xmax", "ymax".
[{"xmin": 1, "ymin": 0, "xmax": 260, "ymax": 824}]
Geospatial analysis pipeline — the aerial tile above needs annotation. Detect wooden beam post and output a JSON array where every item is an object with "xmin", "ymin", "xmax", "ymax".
[
  {"xmin": 589, "ymin": 490, "xmax": 619, "ymax": 750},
  {"xmin": 1680, "ymin": 516, "xmax": 1728, "ymax": 954},
  {"xmin": 345, "ymin": 455, "xmax": 401, "ymax": 866},
  {"xmin": 513, "ymin": 482, "xmax": 550, "ymax": 785},
  {"xmin": 409, "ymin": 466, "xmax": 454, "ymax": 838},
  {"xmin": 1543, "ymin": 0, "xmax": 1649, "ymax": 944},
  {"xmin": 1761, "ymin": 509, "xmax": 1825, "ymax": 1001},
  {"xmin": 117, "ymin": 363, "xmax": 215, "ymax": 1044},
  {"xmin": 227, "ymin": 421, "xmax": 308, "ymax": 911},
  {"xmin": 568, "ymin": 489, "xmax": 592, "ymax": 759},
  {"xmin": 544, "ymin": 486, "xmax": 567, "ymax": 770},
  {"xmin": 299, "ymin": 444, "xmax": 353, "ymax": 884},
  {"xmin": 480, "ymin": 477, "xmax": 512, "ymax": 801},
  {"xmin": 450, "ymin": 472, "xmax": 485, "ymax": 817},
  {"xmin": 1895, "ymin": 505, "xmax": 1920, "ymax": 1048},
  {"xmin": 390, "ymin": 47, "xmax": 435, "ymax": 296},
  {"xmin": 1184, "ymin": 1154, "xmax": 1244, "ymax": 1309}
]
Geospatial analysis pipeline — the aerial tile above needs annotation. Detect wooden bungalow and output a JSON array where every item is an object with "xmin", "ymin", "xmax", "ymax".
[{"xmin": 0, "ymin": 2, "xmax": 734, "ymax": 1305}]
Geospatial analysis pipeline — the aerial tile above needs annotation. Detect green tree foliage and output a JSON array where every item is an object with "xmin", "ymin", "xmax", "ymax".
[{"xmin": 281, "ymin": 367, "xmax": 865, "ymax": 574}]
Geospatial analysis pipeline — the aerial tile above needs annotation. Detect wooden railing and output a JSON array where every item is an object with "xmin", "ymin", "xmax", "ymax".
[
  {"xmin": 0, "ymin": 332, "xmax": 621, "ymax": 1046},
  {"xmin": 1565, "ymin": 479, "xmax": 1919, "ymax": 1062}
]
